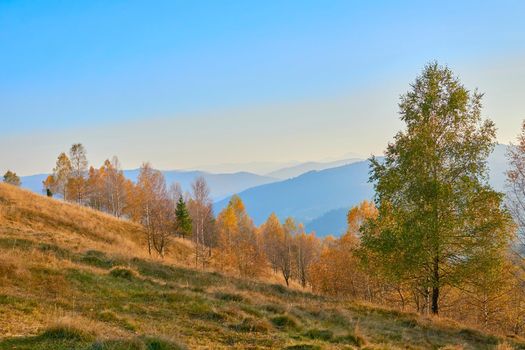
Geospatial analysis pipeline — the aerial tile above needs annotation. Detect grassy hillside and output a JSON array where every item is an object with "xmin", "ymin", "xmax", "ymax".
[{"xmin": 0, "ymin": 183, "xmax": 523, "ymax": 349}]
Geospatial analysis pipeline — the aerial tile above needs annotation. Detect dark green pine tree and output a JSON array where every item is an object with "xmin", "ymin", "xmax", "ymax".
[{"xmin": 175, "ymin": 196, "xmax": 192, "ymax": 239}]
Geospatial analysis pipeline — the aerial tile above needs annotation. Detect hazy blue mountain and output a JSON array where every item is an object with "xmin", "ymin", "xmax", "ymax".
[
  {"xmin": 17, "ymin": 174, "xmax": 49, "ymax": 196},
  {"xmin": 20, "ymin": 170, "xmax": 277, "ymax": 201},
  {"xmin": 267, "ymin": 158, "xmax": 362, "ymax": 179},
  {"xmin": 216, "ymin": 144, "xmax": 510, "ymax": 236},
  {"xmin": 304, "ymin": 207, "xmax": 349, "ymax": 237},
  {"xmin": 123, "ymin": 170, "xmax": 277, "ymax": 200},
  {"xmin": 215, "ymin": 160, "xmax": 375, "ymax": 226}
]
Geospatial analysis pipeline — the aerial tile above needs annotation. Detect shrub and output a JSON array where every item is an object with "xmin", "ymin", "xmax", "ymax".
[
  {"xmin": 109, "ymin": 266, "xmax": 136, "ymax": 280},
  {"xmin": 80, "ymin": 250, "xmax": 115, "ymax": 269},
  {"xmin": 270, "ymin": 315, "xmax": 299, "ymax": 330},
  {"xmin": 41, "ymin": 325, "xmax": 93, "ymax": 341}
]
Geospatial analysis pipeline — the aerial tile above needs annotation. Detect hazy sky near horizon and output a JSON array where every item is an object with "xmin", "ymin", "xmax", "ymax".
[{"xmin": 1, "ymin": 1, "xmax": 525, "ymax": 175}]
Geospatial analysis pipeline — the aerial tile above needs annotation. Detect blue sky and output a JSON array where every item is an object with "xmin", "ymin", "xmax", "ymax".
[{"xmin": 1, "ymin": 1, "xmax": 525, "ymax": 174}]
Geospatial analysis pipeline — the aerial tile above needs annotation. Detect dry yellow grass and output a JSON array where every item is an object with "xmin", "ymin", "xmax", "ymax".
[{"xmin": 1, "ymin": 183, "xmax": 524, "ymax": 349}]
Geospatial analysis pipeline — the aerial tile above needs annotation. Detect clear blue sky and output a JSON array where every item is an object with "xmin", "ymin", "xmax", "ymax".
[{"xmin": 1, "ymin": 1, "xmax": 525, "ymax": 174}]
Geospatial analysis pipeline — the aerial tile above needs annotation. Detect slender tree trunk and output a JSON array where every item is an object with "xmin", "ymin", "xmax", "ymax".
[{"xmin": 431, "ymin": 256, "xmax": 440, "ymax": 315}]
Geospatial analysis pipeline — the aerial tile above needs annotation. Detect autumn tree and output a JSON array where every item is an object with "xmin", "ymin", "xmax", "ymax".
[
  {"xmin": 42, "ymin": 175, "xmax": 55, "ymax": 197},
  {"xmin": 261, "ymin": 213, "xmax": 284, "ymax": 274},
  {"xmin": 175, "ymin": 196, "xmax": 192, "ymax": 239},
  {"xmin": 216, "ymin": 203, "xmax": 238, "ymax": 269},
  {"xmin": 347, "ymin": 200, "xmax": 377, "ymax": 237},
  {"xmin": 260, "ymin": 214, "xmax": 295, "ymax": 286},
  {"xmin": 3, "ymin": 170, "xmax": 21, "ymax": 186},
  {"xmin": 49, "ymin": 152, "xmax": 72, "ymax": 199},
  {"xmin": 361, "ymin": 62, "xmax": 513, "ymax": 315},
  {"xmin": 129, "ymin": 163, "xmax": 173, "ymax": 257},
  {"xmin": 67, "ymin": 143, "xmax": 88, "ymax": 203},
  {"xmin": 310, "ymin": 201, "xmax": 376, "ymax": 297},
  {"xmin": 217, "ymin": 195, "xmax": 264, "ymax": 277},
  {"xmin": 293, "ymin": 228, "xmax": 320, "ymax": 288},
  {"xmin": 101, "ymin": 157, "xmax": 128, "ymax": 217},
  {"xmin": 310, "ymin": 233, "xmax": 361, "ymax": 297},
  {"xmin": 188, "ymin": 177, "xmax": 215, "ymax": 267},
  {"xmin": 86, "ymin": 166, "xmax": 104, "ymax": 210}
]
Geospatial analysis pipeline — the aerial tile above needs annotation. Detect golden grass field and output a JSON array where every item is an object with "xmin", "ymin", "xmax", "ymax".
[{"xmin": 0, "ymin": 183, "xmax": 523, "ymax": 349}]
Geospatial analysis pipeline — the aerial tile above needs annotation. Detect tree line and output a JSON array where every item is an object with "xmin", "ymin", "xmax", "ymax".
[
  {"xmin": 4, "ymin": 62, "xmax": 525, "ymax": 336},
  {"xmin": 36, "ymin": 143, "xmax": 324, "ymax": 286}
]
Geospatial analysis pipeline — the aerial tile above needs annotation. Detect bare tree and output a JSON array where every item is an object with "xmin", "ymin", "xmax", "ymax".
[
  {"xmin": 188, "ymin": 176, "xmax": 215, "ymax": 267},
  {"xmin": 102, "ymin": 157, "xmax": 128, "ymax": 217},
  {"xmin": 132, "ymin": 163, "xmax": 173, "ymax": 257},
  {"xmin": 293, "ymin": 227, "xmax": 320, "ymax": 288},
  {"xmin": 68, "ymin": 143, "xmax": 88, "ymax": 203}
]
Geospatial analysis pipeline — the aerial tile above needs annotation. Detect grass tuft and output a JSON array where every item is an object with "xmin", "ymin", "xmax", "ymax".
[
  {"xmin": 303, "ymin": 328, "xmax": 333, "ymax": 341},
  {"xmin": 270, "ymin": 314, "xmax": 299, "ymax": 330},
  {"xmin": 229, "ymin": 317, "xmax": 272, "ymax": 333},
  {"xmin": 262, "ymin": 304, "xmax": 286, "ymax": 314},
  {"xmin": 214, "ymin": 291, "xmax": 245, "ymax": 302},
  {"xmin": 109, "ymin": 266, "xmax": 136, "ymax": 280},
  {"xmin": 283, "ymin": 345, "xmax": 321, "ymax": 350},
  {"xmin": 40, "ymin": 325, "xmax": 92, "ymax": 341}
]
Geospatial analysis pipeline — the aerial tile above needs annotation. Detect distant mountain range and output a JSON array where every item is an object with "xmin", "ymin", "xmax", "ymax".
[
  {"xmin": 304, "ymin": 207, "xmax": 349, "ymax": 237},
  {"xmin": 19, "ymin": 145, "xmax": 510, "ymax": 237},
  {"xmin": 214, "ymin": 160, "xmax": 375, "ymax": 228},
  {"xmin": 123, "ymin": 169, "xmax": 276, "ymax": 200},
  {"xmin": 266, "ymin": 158, "xmax": 362, "ymax": 179},
  {"xmin": 20, "ymin": 170, "xmax": 277, "ymax": 201},
  {"xmin": 216, "ymin": 144, "xmax": 510, "ymax": 237}
]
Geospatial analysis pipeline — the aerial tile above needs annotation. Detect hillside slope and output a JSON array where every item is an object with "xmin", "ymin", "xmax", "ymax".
[{"xmin": 0, "ymin": 184, "xmax": 521, "ymax": 349}]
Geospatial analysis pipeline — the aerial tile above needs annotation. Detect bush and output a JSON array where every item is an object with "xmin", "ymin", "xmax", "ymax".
[
  {"xmin": 270, "ymin": 315, "xmax": 299, "ymax": 330},
  {"xmin": 81, "ymin": 250, "xmax": 115, "ymax": 269},
  {"xmin": 109, "ymin": 266, "xmax": 136, "ymax": 280},
  {"xmin": 41, "ymin": 325, "xmax": 93, "ymax": 341}
]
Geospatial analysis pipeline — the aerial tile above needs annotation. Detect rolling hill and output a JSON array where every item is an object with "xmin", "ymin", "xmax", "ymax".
[{"xmin": 0, "ymin": 183, "xmax": 519, "ymax": 349}]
